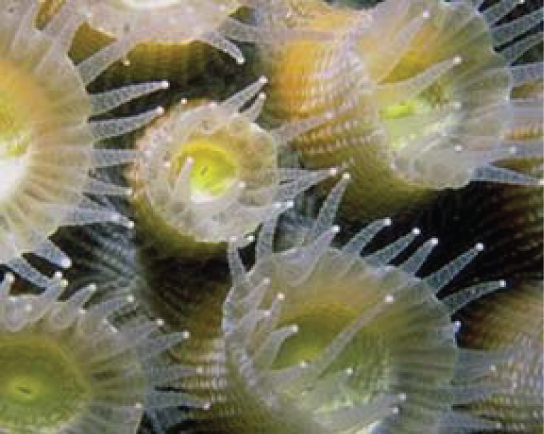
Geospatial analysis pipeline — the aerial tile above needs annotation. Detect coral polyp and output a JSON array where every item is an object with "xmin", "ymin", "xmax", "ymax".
[
  {"xmin": 261, "ymin": 0, "xmax": 543, "ymax": 218},
  {"xmin": 221, "ymin": 176, "xmax": 506, "ymax": 433},
  {"xmin": 460, "ymin": 280, "xmax": 543, "ymax": 433},
  {"xmin": 129, "ymin": 78, "xmax": 334, "ymax": 256},
  {"xmin": 0, "ymin": 274, "xmax": 204, "ymax": 433},
  {"xmin": 0, "ymin": 0, "xmax": 165, "ymax": 286}
]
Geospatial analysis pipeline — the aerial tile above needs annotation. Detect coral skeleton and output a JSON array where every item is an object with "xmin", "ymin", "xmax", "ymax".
[
  {"xmin": 130, "ymin": 77, "xmax": 336, "ymax": 255},
  {"xmin": 0, "ymin": 0, "xmax": 166, "ymax": 286},
  {"xmin": 221, "ymin": 175, "xmax": 508, "ymax": 433},
  {"xmin": 260, "ymin": 0, "xmax": 543, "ymax": 218},
  {"xmin": 0, "ymin": 273, "xmax": 206, "ymax": 433}
]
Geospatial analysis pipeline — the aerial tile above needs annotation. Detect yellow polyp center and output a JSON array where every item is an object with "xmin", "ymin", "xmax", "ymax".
[
  {"xmin": 0, "ymin": 92, "xmax": 33, "ymax": 203},
  {"xmin": 0, "ymin": 94, "xmax": 31, "ymax": 159},
  {"xmin": 379, "ymin": 56, "xmax": 452, "ymax": 152},
  {"xmin": 172, "ymin": 138, "xmax": 239, "ymax": 201},
  {"xmin": 0, "ymin": 59, "xmax": 56, "ymax": 203}
]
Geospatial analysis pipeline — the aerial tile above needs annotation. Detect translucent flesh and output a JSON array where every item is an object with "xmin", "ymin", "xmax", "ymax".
[
  {"xmin": 264, "ymin": 0, "xmax": 541, "ymax": 219},
  {"xmin": 225, "ymin": 249, "xmax": 458, "ymax": 432},
  {"xmin": 171, "ymin": 138, "xmax": 240, "ymax": 202},
  {"xmin": 0, "ymin": 336, "xmax": 89, "ymax": 429},
  {"xmin": 0, "ymin": 59, "xmax": 62, "ymax": 203}
]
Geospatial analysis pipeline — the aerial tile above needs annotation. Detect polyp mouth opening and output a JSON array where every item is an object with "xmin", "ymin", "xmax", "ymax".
[{"xmin": 172, "ymin": 138, "xmax": 240, "ymax": 203}]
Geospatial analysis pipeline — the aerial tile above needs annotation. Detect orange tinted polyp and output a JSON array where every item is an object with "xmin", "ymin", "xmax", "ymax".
[{"xmin": 262, "ymin": 0, "xmax": 543, "ymax": 220}]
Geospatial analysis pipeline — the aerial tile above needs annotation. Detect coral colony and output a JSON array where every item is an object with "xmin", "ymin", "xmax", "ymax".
[{"xmin": 0, "ymin": 0, "xmax": 542, "ymax": 433}]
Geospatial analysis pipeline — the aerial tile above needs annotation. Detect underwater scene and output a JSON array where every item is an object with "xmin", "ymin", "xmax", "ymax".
[{"xmin": 0, "ymin": 0, "xmax": 542, "ymax": 433}]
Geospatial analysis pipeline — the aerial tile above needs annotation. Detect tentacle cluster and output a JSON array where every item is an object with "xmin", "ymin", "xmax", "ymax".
[
  {"xmin": 44, "ymin": 0, "xmax": 318, "ymax": 66},
  {"xmin": 259, "ymin": 0, "xmax": 543, "ymax": 218},
  {"xmin": 129, "ymin": 77, "xmax": 335, "ymax": 256},
  {"xmin": 0, "ymin": 0, "xmax": 166, "ymax": 286},
  {"xmin": 0, "ymin": 274, "xmax": 206, "ymax": 433},
  {"xmin": 222, "ymin": 175, "xmax": 508, "ymax": 433}
]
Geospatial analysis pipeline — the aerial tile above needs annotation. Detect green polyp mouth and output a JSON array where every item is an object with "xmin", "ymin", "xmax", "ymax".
[
  {"xmin": 0, "ymin": 336, "xmax": 90, "ymax": 429},
  {"xmin": 7, "ymin": 375, "xmax": 44, "ymax": 401},
  {"xmin": 380, "ymin": 82, "xmax": 451, "ymax": 152},
  {"xmin": 271, "ymin": 305, "xmax": 391, "ymax": 410},
  {"xmin": 173, "ymin": 138, "xmax": 240, "ymax": 201},
  {"xmin": 273, "ymin": 306, "xmax": 353, "ymax": 370}
]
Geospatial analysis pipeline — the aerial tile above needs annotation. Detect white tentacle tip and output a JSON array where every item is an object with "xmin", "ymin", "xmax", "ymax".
[
  {"xmin": 61, "ymin": 258, "xmax": 72, "ymax": 269},
  {"xmin": 430, "ymin": 237, "xmax": 439, "ymax": 246},
  {"xmin": 161, "ymin": 80, "xmax": 170, "ymax": 89},
  {"xmin": 383, "ymin": 217, "xmax": 393, "ymax": 227},
  {"xmin": 475, "ymin": 242, "xmax": 485, "ymax": 251},
  {"xmin": 3, "ymin": 273, "xmax": 15, "ymax": 284},
  {"xmin": 499, "ymin": 279, "xmax": 507, "ymax": 288},
  {"xmin": 411, "ymin": 227, "xmax": 421, "ymax": 235},
  {"xmin": 454, "ymin": 320, "xmax": 462, "ymax": 333},
  {"xmin": 384, "ymin": 294, "xmax": 395, "ymax": 303},
  {"xmin": 259, "ymin": 76, "xmax": 268, "ymax": 84}
]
